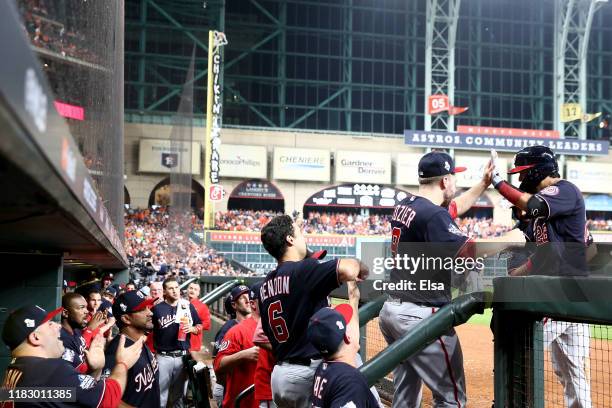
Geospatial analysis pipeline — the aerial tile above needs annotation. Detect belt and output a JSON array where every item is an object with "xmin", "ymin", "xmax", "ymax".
[
  {"xmin": 158, "ymin": 350, "xmax": 188, "ymax": 357},
  {"xmin": 280, "ymin": 357, "xmax": 314, "ymax": 366},
  {"xmin": 388, "ymin": 297, "xmax": 446, "ymax": 308}
]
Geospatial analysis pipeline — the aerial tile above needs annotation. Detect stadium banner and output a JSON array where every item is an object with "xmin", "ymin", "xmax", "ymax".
[
  {"xmin": 566, "ymin": 161, "xmax": 612, "ymax": 194},
  {"xmin": 273, "ymin": 147, "xmax": 330, "ymax": 182},
  {"xmin": 335, "ymin": 151, "xmax": 391, "ymax": 184},
  {"xmin": 203, "ymin": 30, "xmax": 228, "ymax": 229},
  {"xmin": 457, "ymin": 126, "xmax": 559, "ymax": 139},
  {"xmin": 455, "ymin": 155, "xmax": 507, "ymax": 188},
  {"xmin": 304, "ymin": 184, "xmax": 409, "ymax": 208},
  {"xmin": 396, "ymin": 153, "xmax": 422, "ymax": 185},
  {"xmin": 404, "ymin": 130, "xmax": 609, "ymax": 156},
  {"xmin": 229, "ymin": 180, "xmax": 283, "ymax": 200},
  {"xmin": 138, "ymin": 139, "xmax": 201, "ymax": 174},
  {"xmin": 219, "ymin": 144, "xmax": 267, "ymax": 179},
  {"xmin": 209, "ymin": 231, "xmax": 356, "ymax": 246}
]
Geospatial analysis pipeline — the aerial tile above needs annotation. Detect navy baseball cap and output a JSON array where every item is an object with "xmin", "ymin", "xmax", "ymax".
[
  {"xmin": 2, "ymin": 305, "xmax": 63, "ymax": 350},
  {"xmin": 112, "ymin": 290, "xmax": 156, "ymax": 319},
  {"xmin": 230, "ymin": 285, "xmax": 250, "ymax": 302},
  {"xmin": 104, "ymin": 286, "xmax": 118, "ymax": 297},
  {"xmin": 418, "ymin": 152, "xmax": 466, "ymax": 178},
  {"xmin": 249, "ymin": 282, "xmax": 263, "ymax": 301},
  {"xmin": 307, "ymin": 304, "xmax": 353, "ymax": 356}
]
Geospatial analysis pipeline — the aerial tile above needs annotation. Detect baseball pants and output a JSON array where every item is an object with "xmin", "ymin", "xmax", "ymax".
[
  {"xmin": 543, "ymin": 320, "xmax": 592, "ymax": 408},
  {"xmin": 379, "ymin": 301, "xmax": 467, "ymax": 408},
  {"xmin": 271, "ymin": 360, "xmax": 321, "ymax": 407},
  {"xmin": 158, "ymin": 353, "xmax": 188, "ymax": 407}
]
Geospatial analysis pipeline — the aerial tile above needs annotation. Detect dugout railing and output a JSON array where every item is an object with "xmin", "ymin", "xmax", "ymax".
[{"xmin": 493, "ymin": 276, "xmax": 612, "ymax": 408}]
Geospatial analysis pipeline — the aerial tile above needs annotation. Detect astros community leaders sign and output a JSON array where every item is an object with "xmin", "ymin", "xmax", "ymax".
[{"xmin": 404, "ymin": 130, "xmax": 609, "ymax": 156}]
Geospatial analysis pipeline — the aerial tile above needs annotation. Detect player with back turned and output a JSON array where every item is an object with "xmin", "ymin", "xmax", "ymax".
[
  {"xmin": 259, "ymin": 214, "xmax": 369, "ymax": 407},
  {"xmin": 491, "ymin": 145, "xmax": 593, "ymax": 408},
  {"xmin": 379, "ymin": 151, "xmax": 525, "ymax": 408}
]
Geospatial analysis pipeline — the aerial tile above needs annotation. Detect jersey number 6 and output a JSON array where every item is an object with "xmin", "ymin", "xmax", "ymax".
[{"xmin": 268, "ymin": 300, "xmax": 289, "ymax": 343}]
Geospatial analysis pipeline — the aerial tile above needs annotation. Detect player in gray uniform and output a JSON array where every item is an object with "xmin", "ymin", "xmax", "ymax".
[
  {"xmin": 379, "ymin": 152, "xmax": 524, "ymax": 407},
  {"xmin": 494, "ymin": 146, "xmax": 593, "ymax": 408}
]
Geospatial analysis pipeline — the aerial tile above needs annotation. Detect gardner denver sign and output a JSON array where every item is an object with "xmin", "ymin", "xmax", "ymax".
[{"xmin": 404, "ymin": 130, "xmax": 609, "ymax": 156}]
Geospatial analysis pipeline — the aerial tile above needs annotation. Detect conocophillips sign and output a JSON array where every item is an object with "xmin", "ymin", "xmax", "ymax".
[{"xmin": 404, "ymin": 130, "xmax": 609, "ymax": 156}]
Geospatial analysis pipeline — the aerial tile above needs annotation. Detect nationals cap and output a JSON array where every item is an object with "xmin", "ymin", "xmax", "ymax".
[
  {"xmin": 307, "ymin": 304, "xmax": 353, "ymax": 357},
  {"xmin": 112, "ymin": 290, "xmax": 156, "ymax": 319},
  {"xmin": 2, "ymin": 305, "xmax": 63, "ymax": 350},
  {"xmin": 230, "ymin": 285, "xmax": 250, "ymax": 302},
  {"xmin": 418, "ymin": 152, "xmax": 466, "ymax": 178}
]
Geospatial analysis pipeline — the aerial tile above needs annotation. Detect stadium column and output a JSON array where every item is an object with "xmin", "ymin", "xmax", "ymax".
[{"xmin": 0, "ymin": 253, "xmax": 63, "ymax": 372}]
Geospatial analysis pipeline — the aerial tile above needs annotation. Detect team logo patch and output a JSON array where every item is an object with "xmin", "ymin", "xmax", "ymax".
[
  {"xmin": 444, "ymin": 161, "xmax": 450, "ymax": 171},
  {"xmin": 62, "ymin": 348, "xmax": 75, "ymax": 363},
  {"xmin": 78, "ymin": 374, "xmax": 96, "ymax": 389},
  {"xmin": 540, "ymin": 186, "xmax": 559, "ymax": 196},
  {"xmin": 335, "ymin": 320, "xmax": 344, "ymax": 330},
  {"xmin": 217, "ymin": 339, "xmax": 230, "ymax": 352},
  {"xmin": 448, "ymin": 223, "xmax": 465, "ymax": 236},
  {"xmin": 24, "ymin": 319, "xmax": 35, "ymax": 328},
  {"xmin": 120, "ymin": 303, "xmax": 127, "ymax": 312}
]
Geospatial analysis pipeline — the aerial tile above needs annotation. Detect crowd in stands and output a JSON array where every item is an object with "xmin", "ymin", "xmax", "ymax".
[
  {"xmin": 214, "ymin": 209, "xmax": 511, "ymax": 238},
  {"xmin": 125, "ymin": 207, "xmax": 250, "ymax": 280},
  {"xmin": 18, "ymin": 0, "xmax": 102, "ymax": 64},
  {"xmin": 587, "ymin": 219, "xmax": 612, "ymax": 231}
]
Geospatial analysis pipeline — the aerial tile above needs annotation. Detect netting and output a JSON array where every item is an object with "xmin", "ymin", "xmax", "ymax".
[
  {"xmin": 165, "ymin": 48, "xmax": 196, "ymax": 268},
  {"xmin": 15, "ymin": 0, "xmax": 125, "ymax": 236}
]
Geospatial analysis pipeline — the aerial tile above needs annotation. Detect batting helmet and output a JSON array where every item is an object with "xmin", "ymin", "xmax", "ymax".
[{"xmin": 508, "ymin": 145, "xmax": 559, "ymax": 193}]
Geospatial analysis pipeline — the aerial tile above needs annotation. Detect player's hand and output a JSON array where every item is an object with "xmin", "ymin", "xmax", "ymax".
[
  {"xmin": 115, "ymin": 334, "xmax": 145, "ymax": 370},
  {"xmin": 241, "ymin": 346, "xmax": 259, "ymax": 362},
  {"xmin": 482, "ymin": 159, "xmax": 494, "ymax": 186},
  {"xmin": 183, "ymin": 324, "xmax": 199, "ymax": 334},
  {"xmin": 357, "ymin": 261, "xmax": 369, "ymax": 281},
  {"xmin": 87, "ymin": 311, "xmax": 105, "ymax": 330},
  {"xmin": 490, "ymin": 149, "xmax": 504, "ymax": 188},
  {"xmin": 84, "ymin": 332, "xmax": 106, "ymax": 370},
  {"xmin": 98, "ymin": 317, "xmax": 115, "ymax": 334}
]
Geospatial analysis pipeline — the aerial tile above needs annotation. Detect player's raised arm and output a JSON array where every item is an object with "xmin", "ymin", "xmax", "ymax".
[
  {"xmin": 452, "ymin": 159, "xmax": 493, "ymax": 217},
  {"xmin": 337, "ymin": 258, "xmax": 369, "ymax": 283}
]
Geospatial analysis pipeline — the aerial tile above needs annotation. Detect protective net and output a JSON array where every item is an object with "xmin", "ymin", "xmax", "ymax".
[
  {"xmin": 15, "ymin": 0, "xmax": 125, "ymax": 236},
  {"xmin": 167, "ymin": 48, "xmax": 196, "ymax": 268}
]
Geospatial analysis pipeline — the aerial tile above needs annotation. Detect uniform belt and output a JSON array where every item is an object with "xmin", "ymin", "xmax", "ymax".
[
  {"xmin": 388, "ymin": 297, "xmax": 446, "ymax": 308},
  {"xmin": 158, "ymin": 350, "xmax": 188, "ymax": 357},
  {"xmin": 281, "ymin": 357, "xmax": 313, "ymax": 366}
]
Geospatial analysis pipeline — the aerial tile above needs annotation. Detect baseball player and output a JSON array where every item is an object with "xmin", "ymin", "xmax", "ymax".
[
  {"xmin": 211, "ymin": 292, "xmax": 247, "ymax": 407},
  {"xmin": 1, "ymin": 304, "xmax": 145, "ymax": 407},
  {"xmin": 214, "ymin": 283, "xmax": 262, "ymax": 407},
  {"xmin": 309, "ymin": 282, "xmax": 379, "ymax": 408},
  {"xmin": 60, "ymin": 292, "xmax": 111, "ymax": 374},
  {"xmin": 379, "ymin": 151, "xmax": 524, "ymax": 407},
  {"xmin": 253, "ymin": 317, "xmax": 276, "ymax": 408},
  {"xmin": 86, "ymin": 290, "xmax": 115, "ymax": 339},
  {"xmin": 259, "ymin": 214, "xmax": 368, "ymax": 407},
  {"xmin": 492, "ymin": 145, "xmax": 592, "ymax": 407},
  {"xmin": 152, "ymin": 276, "xmax": 203, "ymax": 407},
  {"xmin": 187, "ymin": 281, "xmax": 212, "ymax": 354},
  {"xmin": 102, "ymin": 290, "xmax": 160, "ymax": 407}
]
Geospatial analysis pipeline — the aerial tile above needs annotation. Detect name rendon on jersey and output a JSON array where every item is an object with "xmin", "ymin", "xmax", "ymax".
[{"xmin": 259, "ymin": 275, "xmax": 290, "ymax": 302}]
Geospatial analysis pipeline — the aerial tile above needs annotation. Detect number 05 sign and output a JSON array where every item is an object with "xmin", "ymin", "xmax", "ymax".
[{"xmin": 428, "ymin": 95, "xmax": 449, "ymax": 115}]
